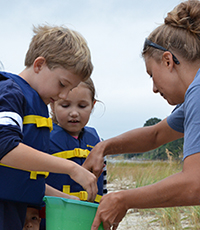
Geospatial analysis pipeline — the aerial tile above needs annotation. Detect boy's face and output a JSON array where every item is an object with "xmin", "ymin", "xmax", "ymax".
[
  {"xmin": 23, "ymin": 207, "xmax": 41, "ymax": 230},
  {"xmin": 53, "ymin": 83, "xmax": 94, "ymax": 136},
  {"xmin": 32, "ymin": 64, "xmax": 82, "ymax": 105}
]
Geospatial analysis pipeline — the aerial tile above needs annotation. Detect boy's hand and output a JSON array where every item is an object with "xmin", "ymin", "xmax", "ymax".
[{"xmin": 70, "ymin": 163, "xmax": 98, "ymax": 202}]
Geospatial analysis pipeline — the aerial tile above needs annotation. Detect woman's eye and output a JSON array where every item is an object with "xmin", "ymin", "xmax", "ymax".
[{"xmin": 60, "ymin": 82, "xmax": 65, "ymax": 87}]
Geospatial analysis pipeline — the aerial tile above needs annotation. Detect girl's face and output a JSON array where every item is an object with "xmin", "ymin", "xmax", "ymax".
[
  {"xmin": 53, "ymin": 82, "xmax": 95, "ymax": 136},
  {"xmin": 145, "ymin": 55, "xmax": 185, "ymax": 105}
]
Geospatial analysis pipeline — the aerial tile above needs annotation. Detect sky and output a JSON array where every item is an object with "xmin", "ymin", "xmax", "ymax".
[{"xmin": 0, "ymin": 0, "xmax": 182, "ymax": 140}]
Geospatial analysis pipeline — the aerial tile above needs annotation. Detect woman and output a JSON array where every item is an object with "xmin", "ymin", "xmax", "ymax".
[{"xmin": 83, "ymin": 1, "xmax": 200, "ymax": 229}]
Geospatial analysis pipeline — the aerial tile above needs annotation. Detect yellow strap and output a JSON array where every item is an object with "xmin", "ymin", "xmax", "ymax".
[
  {"xmin": 0, "ymin": 163, "xmax": 49, "ymax": 180},
  {"xmin": 63, "ymin": 185, "xmax": 102, "ymax": 203},
  {"xmin": 86, "ymin": 144, "xmax": 94, "ymax": 149},
  {"xmin": 53, "ymin": 148, "xmax": 90, "ymax": 159},
  {"xmin": 23, "ymin": 115, "xmax": 53, "ymax": 132},
  {"xmin": 30, "ymin": 171, "xmax": 49, "ymax": 179},
  {"xmin": 94, "ymin": 194, "xmax": 102, "ymax": 203}
]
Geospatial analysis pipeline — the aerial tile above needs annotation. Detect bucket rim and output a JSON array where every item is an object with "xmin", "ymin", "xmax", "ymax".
[{"xmin": 43, "ymin": 196, "xmax": 99, "ymax": 208}]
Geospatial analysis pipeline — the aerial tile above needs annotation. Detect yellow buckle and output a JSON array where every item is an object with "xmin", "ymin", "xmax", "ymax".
[
  {"xmin": 74, "ymin": 148, "xmax": 81, "ymax": 157},
  {"xmin": 79, "ymin": 191, "xmax": 88, "ymax": 201},
  {"xmin": 35, "ymin": 117, "xmax": 53, "ymax": 131},
  {"xmin": 63, "ymin": 185, "xmax": 102, "ymax": 203},
  {"xmin": 30, "ymin": 171, "xmax": 49, "ymax": 180},
  {"xmin": 74, "ymin": 148, "xmax": 89, "ymax": 158}
]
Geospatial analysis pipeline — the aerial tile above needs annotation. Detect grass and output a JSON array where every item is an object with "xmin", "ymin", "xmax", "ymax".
[{"xmin": 107, "ymin": 159, "xmax": 200, "ymax": 229}]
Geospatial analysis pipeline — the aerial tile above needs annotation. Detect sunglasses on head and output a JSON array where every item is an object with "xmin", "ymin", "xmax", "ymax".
[{"xmin": 144, "ymin": 38, "xmax": 180, "ymax": 65}]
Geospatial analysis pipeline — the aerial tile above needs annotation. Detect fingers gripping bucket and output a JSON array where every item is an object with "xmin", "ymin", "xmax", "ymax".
[{"xmin": 43, "ymin": 196, "xmax": 104, "ymax": 230}]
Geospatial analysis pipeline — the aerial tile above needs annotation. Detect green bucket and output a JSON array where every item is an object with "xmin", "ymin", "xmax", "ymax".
[{"xmin": 43, "ymin": 196, "xmax": 104, "ymax": 230}]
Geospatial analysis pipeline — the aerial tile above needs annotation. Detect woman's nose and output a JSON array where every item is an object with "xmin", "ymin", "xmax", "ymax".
[{"xmin": 153, "ymin": 82, "xmax": 158, "ymax": 93}]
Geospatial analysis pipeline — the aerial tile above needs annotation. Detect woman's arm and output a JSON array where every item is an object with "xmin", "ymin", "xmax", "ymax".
[
  {"xmin": 91, "ymin": 152, "xmax": 200, "ymax": 230},
  {"xmin": 84, "ymin": 118, "xmax": 184, "ymax": 177}
]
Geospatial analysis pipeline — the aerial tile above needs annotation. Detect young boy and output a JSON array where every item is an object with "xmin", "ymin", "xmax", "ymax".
[
  {"xmin": 23, "ymin": 207, "xmax": 41, "ymax": 230},
  {"xmin": 0, "ymin": 24, "xmax": 97, "ymax": 229}
]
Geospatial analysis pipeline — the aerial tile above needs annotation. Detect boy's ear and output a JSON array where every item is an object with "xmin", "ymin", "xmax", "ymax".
[{"xmin": 33, "ymin": 57, "xmax": 46, "ymax": 73}]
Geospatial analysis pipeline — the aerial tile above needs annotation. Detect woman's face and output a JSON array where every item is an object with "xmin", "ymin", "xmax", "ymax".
[{"xmin": 145, "ymin": 55, "xmax": 185, "ymax": 105}]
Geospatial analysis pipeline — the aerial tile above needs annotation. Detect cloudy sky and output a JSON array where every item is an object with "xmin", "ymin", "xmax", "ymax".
[{"xmin": 0, "ymin": 0, "xmax": 182, "ymax": 140}]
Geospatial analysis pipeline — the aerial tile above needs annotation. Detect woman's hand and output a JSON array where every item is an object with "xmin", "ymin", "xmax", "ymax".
[
  {"xmin": 83, "ymin": 142, "xmax": 105, "ymax": 178},
  {"xmin": 91, "ymin": 191, "xmax": 127, "ymax": 230}
]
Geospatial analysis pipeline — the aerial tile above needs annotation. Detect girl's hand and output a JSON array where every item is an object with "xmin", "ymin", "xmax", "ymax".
[{"xmin": 91, "ymin": 191, "xmax": 127, "ymax": 230}]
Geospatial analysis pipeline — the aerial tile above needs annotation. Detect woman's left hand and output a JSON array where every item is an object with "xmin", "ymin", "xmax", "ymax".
[{"xmin": 91, "ymin": 191, "xmax": 127, "ymax": 230}]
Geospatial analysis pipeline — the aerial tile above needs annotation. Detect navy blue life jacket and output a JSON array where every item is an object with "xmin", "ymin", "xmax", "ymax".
[
  {"xmin": 46, "ymin": 123, "xmax": 104, "ymax": 203},
  {"xmin": 0, "ymin": 72, "xmax": 51, "ymax": 207}
]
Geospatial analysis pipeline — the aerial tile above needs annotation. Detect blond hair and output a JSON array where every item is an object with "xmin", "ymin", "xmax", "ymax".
[
  {"xmin": 25, "ymin": 24, "xmax": 93, "ymax": 80},
  {"xmin": 142, "ymin": 0, "xmax": 200, "ymax": 63}
]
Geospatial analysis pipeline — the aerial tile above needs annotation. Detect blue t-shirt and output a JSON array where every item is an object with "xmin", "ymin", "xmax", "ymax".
[
  {"xmin": 167, "ymin": 68, "xmax": 200, "ymax": 159},
  {"xmin": 0, "ymin": 76, "xmax": 25, "ymax": 159}
]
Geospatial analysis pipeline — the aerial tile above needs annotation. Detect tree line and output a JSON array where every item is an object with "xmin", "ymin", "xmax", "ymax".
[{"xmin": 124, "ymin": 117, "xmax": 184, "ymax": 161}]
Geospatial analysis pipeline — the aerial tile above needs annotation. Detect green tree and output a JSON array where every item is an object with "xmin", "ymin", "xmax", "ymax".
[
  {"xmin": 142, "ymin": 117, "xmax": 183, "ymax": 160},
  {"xmin": 124, "ymin": 117, "xmax": 183, "ymax": 160},
  {"xmin": 144, "ymin": 117, "xmax": 161, "ymax": 127}
]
